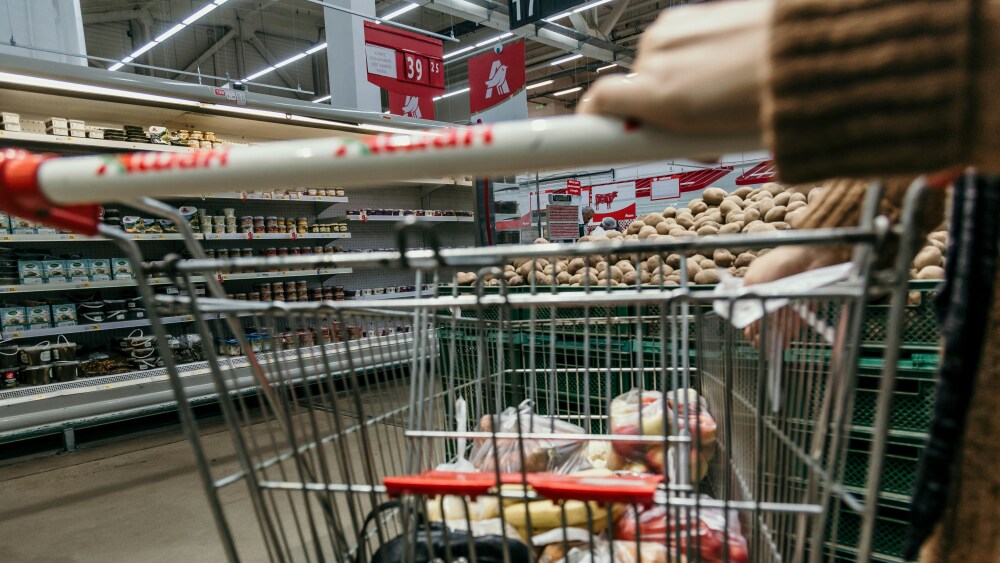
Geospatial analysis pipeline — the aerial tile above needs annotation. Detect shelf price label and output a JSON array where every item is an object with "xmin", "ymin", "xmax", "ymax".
[
  {"xmin": 291, "ymin": 231, "xmax": 298, "ymax": 240},
  {"xmin": 245, "ymin": 231, "xmax": 254, "ymax": 240}
]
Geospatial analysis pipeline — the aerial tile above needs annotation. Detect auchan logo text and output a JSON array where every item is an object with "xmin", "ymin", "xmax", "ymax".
[
  {"xmin": 96, "ymin": 150, "xmax": 231, "ymax": 176},
  {"xmin": 334, "ymin": 126, "xmax": 494, "ymax": 157}
]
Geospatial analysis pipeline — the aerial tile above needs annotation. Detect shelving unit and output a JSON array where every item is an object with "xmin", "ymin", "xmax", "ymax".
[
  {"xmin": 0, "ymin": 129, "xmax": 198, "ymax": 153},
  {"xmin": 202, "ymin": 232, "xmax": 351, "ymax": 241},
  {"xmin": 345, "ymin": 215, "xmax": 474, "ymax": 223}
]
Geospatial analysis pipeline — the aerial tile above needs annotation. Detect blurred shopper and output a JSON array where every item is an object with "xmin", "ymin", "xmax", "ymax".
[{"xmin": 581, "ymin": 0, "xmax": 1000, "ymax": 560}]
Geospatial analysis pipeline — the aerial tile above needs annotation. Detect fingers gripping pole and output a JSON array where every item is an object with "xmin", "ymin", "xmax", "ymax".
[{"xmin": 0, "ymin": 148, "xmax": 100, "ymax": 236}]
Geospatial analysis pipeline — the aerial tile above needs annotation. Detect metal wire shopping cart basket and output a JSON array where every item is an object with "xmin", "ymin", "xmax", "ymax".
[{"xmin": 0, "ymin": 116, "xmax": 930, "ymax": 562}]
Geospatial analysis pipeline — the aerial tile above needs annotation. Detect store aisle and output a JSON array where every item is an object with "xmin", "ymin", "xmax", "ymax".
[{"xmin": 0, "ymin": 424, "xmax": 240, "ymax": 563}]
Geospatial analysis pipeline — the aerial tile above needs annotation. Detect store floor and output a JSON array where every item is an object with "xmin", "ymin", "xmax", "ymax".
[{"xmin": 0, "ymin": 378, "xmax": 419, "ymax": 562}]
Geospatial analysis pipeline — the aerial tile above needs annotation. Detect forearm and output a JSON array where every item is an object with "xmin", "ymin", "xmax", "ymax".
[{"xmin": 764, "ymin": 0, "xmax": 1000, "ymax": 183}]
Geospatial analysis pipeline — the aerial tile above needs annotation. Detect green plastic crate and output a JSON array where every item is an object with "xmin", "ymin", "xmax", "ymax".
[
  {"xmin": 861, "ymin": 281, "xmax": 942, "ymax": 350},
  {"xmin": 841, "ymin": 435, "xmax": 924, "ymax": 500},
  {"xmin": 852, "ymin": 371, "xmax": 937, "ymax": 435},
  {"xmin": 827, "ymin": 498, "xmax": 912, "ymax": 561}
]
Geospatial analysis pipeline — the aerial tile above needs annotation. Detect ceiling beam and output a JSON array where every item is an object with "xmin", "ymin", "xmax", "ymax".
[
  {"xmin": 568, "ymin": 13, "xmax": 599, "ymax": 37},
  {"xmin": 82, "ymin": 5, "xmax": 151, "ymax": 25},
  {"xmin": 424, "ymin": 0, "xmax": 633, "ymax": 66},
  {"xmin": 174, "ymin": 26, "xmax": 239, "ymax": 79},
  {"xmin": 599, "ymin": 0, "xmax": 631, "ymax": 37}
]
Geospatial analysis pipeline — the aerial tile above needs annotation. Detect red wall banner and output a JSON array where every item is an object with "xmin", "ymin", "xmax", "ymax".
[
  {"xmin": 363, "ymin": 22, "xmax": 444, "ymax": 98},
  {"xmin": 468, "ymin": 41, "xmax": 526, "ymax": 114},
  {"xmin": 387, "ymin": 91, "xmax": 435, "ymax": 119}
]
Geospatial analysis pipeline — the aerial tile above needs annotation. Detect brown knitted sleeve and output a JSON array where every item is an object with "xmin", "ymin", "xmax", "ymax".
[{"xmin": 763, "ymin": 0, "xmax": 1000, "ymax": 183}]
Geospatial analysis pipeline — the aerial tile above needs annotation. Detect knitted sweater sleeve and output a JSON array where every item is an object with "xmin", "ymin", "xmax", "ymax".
[{"xmin": 763, "ymin": 0, "xmax": 1000, "ymax": 185}]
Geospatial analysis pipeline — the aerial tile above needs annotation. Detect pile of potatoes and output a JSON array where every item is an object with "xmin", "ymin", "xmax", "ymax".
[{"xmin": 455, "ymin": 182, "xmax": 946, "ymax": 286}]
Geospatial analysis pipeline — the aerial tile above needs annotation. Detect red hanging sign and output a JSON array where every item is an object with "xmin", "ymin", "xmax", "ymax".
[
  {"xmin": 388, "ymin": 91, "xmax": 435, "ymax": 119},
  {"xmin": 468, "ymin": 41, "xmax": 526, "ymax": 114},
  {"xmin": 363, "ymin": 22, "xmax": 444, "ymax": 98},
  {"xmin": 566, "ymin": 179, "xmax": 582, "ymax": 196}
]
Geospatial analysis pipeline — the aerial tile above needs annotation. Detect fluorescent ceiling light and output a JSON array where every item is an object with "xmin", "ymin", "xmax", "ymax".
[
  {"xmin": 306, "ymin": 42, "xmax": 328, "ymax": 55},
  {"xmin": 475, "ymin": 32, "xmax": 513, "ymax": 48},
  {"xmin": 381, "ymin": 3, "xmax": 419, "ymax": 21},
  {"xmin": 526, "ymin": 80, "xmax": 553, "ymax": 90},
  {"xmin": 155, "ymin": 24, "xmax": 186, "ymax": 43},
  {"xmin": 183, "ymin": 4, "xmax": 218, "ymax": 24},
  {"xmin": 573, "ymin": 0, "xmax": 614, "ymax": 12},
  {"xmin": 245, "ymin": 67, "xmax": 276, "ymax": 81},
  {"xmin": 128, "ymin": 41, "xmax": 159, "ymax": 59},
  {"xmin": 553, "ymin": 86, "xmax": 582, "ymax": 96},
  {"xmin": 274, "ymin": 52, "xmax": 308, "ymax": 68},
  {"xmin": 550, "ymin": 53, "xmax": 582, "ymax": 66},
  {"xmin": 433, "ymin": 86, "xmax": 470, "ymax": 101},
  {"xmin": 107, "ymin": 62, "xmax": 125, "ymax": 72},
  {"xmin": 313, "ymin": 95, "xmax": 332, "ymax": 103},
  {"xmin": 207, "ymin": 104, "xmax": 286, "ymax": 119},
  {"xmin": 543, "ymin": 11, "xmax": 572, "ymax": 22},
  {"xmin": 596, "ymin": 63, "xmax": 618, "ymax": 72},
  {"xmin": 0, "ymin": 71, "xmax": 199, "ymax": 107},
  {"xmin": 443, "ymin": 45, "xmax": 476, "ymax": 59},
  {"xmin": 214, "ymin": 0, "xmax": 229, "ymax": 4}
]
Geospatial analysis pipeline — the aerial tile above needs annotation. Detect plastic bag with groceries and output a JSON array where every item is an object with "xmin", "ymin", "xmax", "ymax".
[
  {"xmin": 615, "ymin": 498, "xmax": 749, "ymax": 563},
  {"xmin": 469, "ymin": 400, "xmax": 592, "ymax": 475}
]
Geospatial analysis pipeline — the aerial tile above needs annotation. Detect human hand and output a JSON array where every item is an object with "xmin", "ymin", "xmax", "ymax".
[{"xmin": 578, "ymin": 0, "xmax": 771, "ymax": 136}]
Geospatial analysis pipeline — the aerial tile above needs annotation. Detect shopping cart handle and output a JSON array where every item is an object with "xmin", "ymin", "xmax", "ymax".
[
  {"xmin": 0, "ymin": 148, "xmax": 100, "ymax": 236},
  {"xmin": 384, "ymin": 470, "xmax": 662, "ymax": 505}
]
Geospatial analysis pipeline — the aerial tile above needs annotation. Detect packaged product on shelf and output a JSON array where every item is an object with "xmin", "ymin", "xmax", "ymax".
[
  {"xmin": 1, "ymin": 368, "xmax": 17, "ymax": 389},
  {"xmin": 35, "ymin": 223, "xmax": 59, "ymax": 234},
  {"xmin": 88, "ymin": 259, "xmax": 111, "ymax": 281},
  {"xmin": 20, "ymin": 364, "xmax": 49, "ymax": 386},
  {"xmin": 45, "ymin": 117, "xmax": 68, "ymax": 129},
  {"xmin": 10, "ymin": 216, "xmax": 36, "ymax": 234},
  {"xmin": 51, "ymin": 303, "xmax": 78, "ymax": 327},
  {"xmin": 121, "ymin": 216, "xmax": 142, "ymax": 233},
  {"xmin": 66, "ymin": 259, "xmax": 90, "ymax": 282},
  {"xmin": 44, "ymin": 260, "xmax": 68, "ymax": 284},
  {"xmin": 1, "ymin": 306, "xmax": 26, "ymax": 328},
  {"xmin": 26, "ymin": 304, "xmax": 52, "ymax": 329},
  {"xmin": 469, "ymin": 400, "xmax": 591, "ymax": 474},
  {"xmin": 50, "ymin": 361, "xmax": 79, "ymax": 382},
  {"xmin": 67, "ymin": 119, "xmax": 85, "ymax": 131},
  {"xmin": 0, "ymin": 210, "xmax": 9, "ymax": 233},
  {"xmin": 18, "ymin": 261, "xmax": 44, "ymax": 284},
  {"xmin": 0, "ymin": 122, "xmax": 21, "ymax": 132},
  {"xmin": 112, "ymin": 258, "xmax": 134, "ymax": 280}
]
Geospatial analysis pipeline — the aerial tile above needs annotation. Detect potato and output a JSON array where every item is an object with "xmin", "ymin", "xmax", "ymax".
[
  {"xmin": 786, "ymin": 200, "xmax": 807, "ymax": 213},
  {"xmin": 668, "ymin": 227, "xmax": 688, "ymax": 237},
  {"xmin": 761, "ymin": 182, "xmax": 784, "ymax": 195},
  {"xmin": 675, "ymin": 214, "xmax": 695, "ymax": 229},
  {"xmin": 914, "ymin": 246, "xmax": 943, "ymax": 269},
  {"xmin": 596, "ymin": 278, "xmax": 615, "ymax": 287},
  {"xmin": 719, "ymin": 199, "xmax": 741, "ymax": 217},
  {"xmin": 772, "ymin": 221, "xmax": 791, "ymax": 230},
  {"xmin": 752, "ymin": 190, "xmax": 773, "ymax": 201},
  {"xmin": 622, "ymin": 270, "xmax": 638, "ymax": 285},
  {"xmin": 614, "ymin": 260, "xmax": 635, "ymax": 273},
  {"xmin": 508, "ymin": 274, "xmax": 524, "ymax": 286},
  {"xmin": 624, "ymin": 234, "xmax": 640, "ymax": 241},
  {"xmin": 513, "ymin": 258, "xmax": 529, "ymax": 269},
  {"xmin": 747, "ymin": 222, "xmax": 777, "ymax": 234},
  {"xmin": 700, "ymin": 258, "xmax": 716, "ymax": 269},
  {"xmin": 456, "ymin": 272, "xmax": 475, "ymax": 285},
  {"xmin": 734, "ymin": 252, "xmax": 755, "ymax": 268},
  {"xmin": 772, "ymin": 191, "xmax": 791, "ymax": 207},
  {"xmin": 697, "ymin": 220, "xmax": 722, "ymax": 231},
  {"xmin": 569, "ymin": 273, "xmax": 583, "ymax": 284},
  {"xmin": 581, "ymin": 271, "xmax": 599, "ymax": 285},
  {"xmin": 555, "ymin": 271, "xmax": 571, "ymax": 285},
  {"xmin": 696, "ymin": 224, "xmax": 720, "ymax": 236},
  {"xmin": 929, "ymin": 239, "xmax": 946, "ymax": 252},
  {"xmin": 686, "ymin": 257, "xmax": 702, "ymax": 279},
  {"xmin": 640, "ymin": 270, "xmax": 651, "ymax": 284},
  {"xmin": 733, "ymin": 187, "xmax": 753, "ymax": 199},
  {"xmin": 606, "ymin": 230, "xmax": 623, "ymax": 239},
  {"xmin": 743, "ymin": 207, "xmax": 761, "ymax": 222},
  {"xmin": 543, "ymin": 264, "xmax": 554, "ymax": 275},
  {"xmin": 644, "ymin": 255, "xmax": 661, "ymax": 271},
  {"xmin": 789, "ymin": 192, "xmax": 807, "ymax": 204},
  {"xmin": 588, "ymin": 255, "xmax": 603, "ymax": 267},
  {"xmin": 675, "ymin": 229, "xmax": 697, "ymax": 237},
  {"xmin": 757, "ymin": 248, "xmax": 772, "ymax": 257},
  {"xmin": 609, "ymin": 265, "xmax": 624, "ymax": 281},
  {"xmin": 516, "ymin": 262, "xmax": 533, "ymax": 277},
  {"xmin": 504, "ymin": 264, "xmax": 515, "ymax": 271},
  {"xmin": 725, "ymin": 211, "xmax": 746, "ymax": 225},
  {"xmin": 568, "ymin": 257, "xmax": 587, "ymax": 273},
  {"xmin": 665, "ymin": 254, "xmax": 682, "ymax": 268},
  {"xmin": 486, "ymin": 278, "xmax": 500, "ymax": 286},
  {"xmin": 655, "ymin": 222, "xmax": 672, "ymax": 235},
  {"xmin": 720, "ymin": 222, "xmax": 742, "ymax": 234},
  {"xmin": 555, "ymin": 261, "xmax": 569, "ymax": 274},
  {"xmin": 534, "ymin": 237, "xmax": 549, "ymax": 244},
  {"xmin": 784, "ymin": 210, "xmax": 804, "ymax": 227},
  {"xmin": 695, "ymin": 269, "xmax": 721, "ymax": 285},
  {"xmin": 742, "ymin": 220, "xmax": 765, "ymax": 233},
  {"xmin": 807, "ymin": 188, "xmax": 823, "ymax": 204},
  {"xmin": 764, "ymin": 206, "xmax": 787, "ymax": 223},
  {"xmin": 638, "ymin": 225, "xmax": 658, "ymax": 240},
  {"xmin": 626, "ymin": 221, "xmax": 645, "ymax": 235},
  {"xmin": 595, "ymin": 261, "xmax": 609, "ymax": 272},
  {"xmin": 734, "ymin": 267, "xmax": 749, "ymax": 277},
  {"xmin": 577, "ymin": 235, "xmax": 592, "ymax": 243},
  {"xmin": 917, "ymin": 265, "xmax": 945, "ymax": 280},
  {"xmin": 643, "ymin": 212, "xmax": 665, "ymax": 226},
  {"xmin": 713, "ymin": 249, "xmax": 734, "ymax": 267},
  {"xmin": 755, "ymin": 199, "xmax": 775, "ymax": 218},
  {"xmin": 928, "ymin": 231, "xmax": 948, "ymax": 244},
  {"xmin": 702, "ymin": 187, "xmax": 727, "ymax": 206}
]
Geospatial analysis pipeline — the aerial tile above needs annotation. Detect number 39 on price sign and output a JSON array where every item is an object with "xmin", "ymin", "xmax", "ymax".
[{"xmin": 400, "ymin": 52, "xmax": 429, "ymax": 85}]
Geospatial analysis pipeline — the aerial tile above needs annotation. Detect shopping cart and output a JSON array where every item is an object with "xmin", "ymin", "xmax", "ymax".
[{"xmin": 0, "ymin": 115, "xmax": 930, "ymax": 562}]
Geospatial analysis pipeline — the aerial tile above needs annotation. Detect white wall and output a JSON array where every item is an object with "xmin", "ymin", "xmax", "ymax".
[{"xmin": 0, "ymin": 0, "xmax": 87, "ymax": 66}]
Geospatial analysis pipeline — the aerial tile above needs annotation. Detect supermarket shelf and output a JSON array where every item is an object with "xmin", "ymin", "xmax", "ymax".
[
  {"xmin": 345, "ymin": 215, "xmax": 474, "ymax": 223},
  {"xmin": 350, "ymin": 290, "xmax": 426, "ymax": 301},
  {"xmin": 0, "ymin": 333, "xmax": 420, "ymax": 443},
  {"xmin": 0, "ymin": 129, "xmax": 194, "ymax": 153},
  {"xmin": 202, "ymin": 232, "xmax": 351, "ymax": 241},
  {"xmin": 1, "ymin": 315, "xmax": 192, "ymax": 341},
  {"xmin": 0, "ymin": 233, "xmax": 189, "ymax": 242},
  {"xmin": 170, "ymin": 192, "xmax": 348, "ymax": 204},
  {"xmin": 0, "ymin": 268, "xmax": 353, "ymax": 294}
]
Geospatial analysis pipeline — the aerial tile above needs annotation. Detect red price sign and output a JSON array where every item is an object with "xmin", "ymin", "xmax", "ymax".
[
  {"xmin": 427, "ymin": 58, "xmax": 444, "ymax": 88},
  {"xmin": 400, "ymin": 52, "xmax": 429, "ymax": 85}
]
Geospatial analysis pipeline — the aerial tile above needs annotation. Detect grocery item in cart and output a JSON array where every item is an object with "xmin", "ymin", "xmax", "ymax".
[
  {"xmin": 539, "ymin": 537, "xmax": 668, "ymax": 563},
  {"xmin": 469, "ymin": 400, "xmax": 591, "ymax": 475},
  {"xmin": 615, "ymin": 498, "xmax": 749, "ymax": 563}
]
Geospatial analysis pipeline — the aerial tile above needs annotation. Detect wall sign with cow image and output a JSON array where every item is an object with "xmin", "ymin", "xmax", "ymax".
[{"xmin": 589, "ymin": 180, "xmax": 637, "ymax": 224}]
